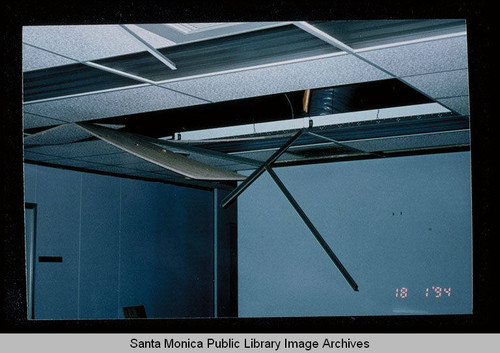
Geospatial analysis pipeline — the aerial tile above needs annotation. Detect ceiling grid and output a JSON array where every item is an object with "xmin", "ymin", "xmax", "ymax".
[{"xmin": 22, "ymin": 21, "xmax": 470, "ymax": 185}]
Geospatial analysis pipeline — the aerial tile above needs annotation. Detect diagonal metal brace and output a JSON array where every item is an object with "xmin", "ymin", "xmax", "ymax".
[
  {"xmin": 221, "ymin": 129, "xmax": 304, "ymax": 208},
  {"xmin": 266, "ymin": 166, "xmax": 359, "ymax": 291}
]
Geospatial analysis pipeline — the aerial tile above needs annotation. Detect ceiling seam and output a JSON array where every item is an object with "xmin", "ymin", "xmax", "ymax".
[
  {"xmin": 400, "ymin": 67, "xmax": 469, "ymax": 79},
  {"xmin": 23, "ymin": 110, "xmax": 71, "ymax": 124}
]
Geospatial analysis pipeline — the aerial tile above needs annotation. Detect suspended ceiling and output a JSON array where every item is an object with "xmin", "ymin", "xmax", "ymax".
[{"xmin": 22, "ymin": 20, "xmax": 470, "ymax": 187}]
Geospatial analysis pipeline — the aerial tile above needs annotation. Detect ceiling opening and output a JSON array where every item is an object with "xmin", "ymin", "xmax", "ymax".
[{"xmin": 85, "ymin": 78, "xmax": 434, "ymax": 138}]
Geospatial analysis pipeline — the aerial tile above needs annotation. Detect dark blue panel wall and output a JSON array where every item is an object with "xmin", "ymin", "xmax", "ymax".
[
  {"xmin": 33, "ymin": 167, "xmax": 81, "ymax": 320},
  {"xmin": 24, "ymin": 163, "xmax": 214, "ymax": 319},
  {"xmin": 79, "ymin": 173, "xmax": 121, "ymax": 319},
  {"xmin": 238, "ymin": 152, "xmax": 472, "ymax": 317},
  {"xmin": 119, "ymin": 178, "xmax": 214, "ymax": 318},
  {"xmin": 215, "ymin": 188, "xmax": 238, "ymax": 317}
]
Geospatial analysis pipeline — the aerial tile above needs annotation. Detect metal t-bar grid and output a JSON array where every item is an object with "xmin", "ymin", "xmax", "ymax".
[
  {"xmin": 221, "ymin": 129, "xmax": 304, "ymax": 208},
  {"xmin": 221, "ymin": 128, "xmax": 359, "ymax": 291}
]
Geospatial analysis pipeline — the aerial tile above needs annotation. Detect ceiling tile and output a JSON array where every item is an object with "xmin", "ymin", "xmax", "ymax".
[
  {"xmin": 22, "ymin": 25, "xmax": 150, "ymax": 63},
  {"xmin": 22, "ymin": 44, "xmax": 75, "ymax": 71},
  {"xmin": 23, "ymin": 150, "xmax": 63, "ymax": 162},
  {"xmin": 23, "ymin": 112, "xmax": 66, "ymax": 129},
  {"xmin": 162, "ymin": 54, "xmax": 391, "ymax": 102},
  {"xmin": 24, "ymin": 124, "xmax": 92, "ymax": 146},
  {"xmin": 437, "ymin": 96, "xmax": 470, "ymax": 116},
  {"xmin": 23, "ymin": 85, "xmax": 207, "ymax": 122},
  {"xmin": 402, "ymin": 69, "xmax": 469, "ymax": 100},
  {"xmin": 24, "ymin": 140, "xmax": 122, "ymax": 159},
  {"xmin": 343, "ymin": 130, "xmax": 470, "ymax": 152},
  {"xmin": 359, "ymin": 36, "xmax": 468, "ymax": 77}
]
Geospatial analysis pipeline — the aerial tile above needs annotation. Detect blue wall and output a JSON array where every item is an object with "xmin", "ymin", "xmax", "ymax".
[
  {"xmin": 237, "ymin": 152, "xmax": 472, "ymax": 317},
  {"xmin": 24, "ymin": 163, "xmax": 214, "ymax": 320}
]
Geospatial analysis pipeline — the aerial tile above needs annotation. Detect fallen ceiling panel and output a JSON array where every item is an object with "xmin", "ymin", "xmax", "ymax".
[
  {"xmin": 25, "ymin": 139, "xmax": 125, "ymax": 159},
  {"xmin": 76, "ymin": 122, "xmax": 246, "ymax": 181},
  {"xmin": 24, "ymin": 124, "xmax": 92, "ymax": 146}
]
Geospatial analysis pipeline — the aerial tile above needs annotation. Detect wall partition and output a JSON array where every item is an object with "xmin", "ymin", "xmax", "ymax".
[
  {"xmin": 237, "ymin": 152, "xmax": 472, "ymax": 317},
  {"xmin": 24, "ymin": 163, "xmax": 216, "ymax": 320}
]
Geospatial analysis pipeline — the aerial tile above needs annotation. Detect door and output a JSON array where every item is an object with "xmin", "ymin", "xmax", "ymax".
[{"xmin": 25, "ymin": 203, "xmax": 37, "ymax": 319}]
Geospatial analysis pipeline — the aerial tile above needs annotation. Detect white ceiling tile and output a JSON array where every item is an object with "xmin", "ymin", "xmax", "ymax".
[
  {"xmin": 344, "ymin": 130, "xmax": 470, "ymax": 152},
  {"xmin": 23, "ymin": 44, "xmax": 75, "ymax": 72},
  {"xmin": 23, "ymin": 150, "xmax": 63, "ymax": 162},
  {"xmin": 24, "ymin": 124, "xmax": 92, "ymax": 146},
  {"xmin": 402, "ymin": 69, "xmax": 469, "ymax": 100},
  {"xmin": 23, "ymin": 85, "xmax": 207, "ymax": 122},
  {"xmin": 437, "ymin": 96, "xmax": 470, "ymax": 116},
  {"xmin": 23, "ymin": 112, "xmax": 66, "ymax": 129},
  {"xmin": 162, "ymin": 54, "xmax": 391, "ymax": 102},
  {"xmin": 22, "ymin": 25, "xmax": 149, "ymax": 63},
  {"xmin": 359, "ymin": 36, "xmax": 468, "ymax": 77},
  {"xmin": 25, "ymin": 140, "xmax": 122, "ymax": 159}
]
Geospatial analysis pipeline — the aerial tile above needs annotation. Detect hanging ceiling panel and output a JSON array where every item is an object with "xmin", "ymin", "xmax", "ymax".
[
  {"xmin": 25, "ymin": 140, "xmax": 123, "ymax": 159},
  {"xmin": 24, "ymin": 124, "xmax": 91, "ymax": 146}
]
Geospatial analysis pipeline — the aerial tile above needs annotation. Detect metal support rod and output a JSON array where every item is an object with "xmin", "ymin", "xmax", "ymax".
[
  {"xmin": 221, "ymin": 129, "xmax": 304, "ymax": 208},
  {"xmin": 120, "ymin": 25, "xmax": 177, "ymax": 70},
  {"xmin": 265, "ymin": 166, "xmax": 359, "ymax": 291}
]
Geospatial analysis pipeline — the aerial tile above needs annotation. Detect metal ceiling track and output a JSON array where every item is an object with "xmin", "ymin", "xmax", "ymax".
[{"xmin": 222, "ymin": 128, "xmax": 361, "ymax": 291}]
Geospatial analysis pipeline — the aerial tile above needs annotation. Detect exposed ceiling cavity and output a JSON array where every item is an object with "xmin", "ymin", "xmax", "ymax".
[{"xmin": 86, "ymin": 79, "xmax": 433, "ymax": 139}]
